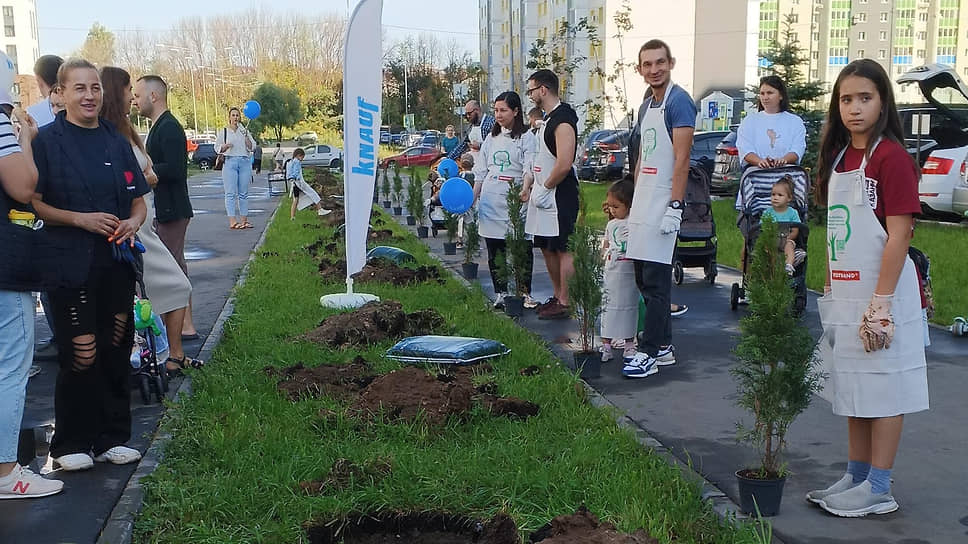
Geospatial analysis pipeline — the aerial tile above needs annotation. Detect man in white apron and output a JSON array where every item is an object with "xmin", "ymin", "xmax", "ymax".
[
  {"xmin": 448, "ymin": 100, "xmax": 495, "ymax": 164},
  {"xmin": 623, "ymin": 40, "xmax": 696, "ymax": 379},
  {"xmin": 523, "ymin": 69, "xmax": 581, "ymax": 321}
]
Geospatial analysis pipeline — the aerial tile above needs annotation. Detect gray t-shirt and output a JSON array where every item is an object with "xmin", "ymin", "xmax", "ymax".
[{"xmin": 628, "ymin": 85, "xmax": 697, "ymax": 164}]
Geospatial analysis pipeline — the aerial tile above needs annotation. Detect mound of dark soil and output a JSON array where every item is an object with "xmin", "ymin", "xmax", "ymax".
[
  {"xmin": 350, "ymin": 367, "xmax": 474, "ymax": 425},
  {"xmin": 265, "ymin": 356, "xmax": 374, "ymax": 401},
  {"xmin": 479, "ymin": 395, "xmax": 540, "ymax": 420},
  {"xmin": 305, "ymin": 301, "xmax": 445, "ymax": 349},
  {"xmin": 306, "ymin": 238, "xmax": 340, "ymax": 258},
  {"xmin": 367, "ymin": 229, "xmax": 397, "ymax": 242},
  {"xmin": 298, "ymin": 458, "xmax": 392, "ymax": 495},
  {"xmin": 305, "ymin": 511, "xmax": 520, "ymax": 544},
  {"xmin": 529, "ymin": 507, "xmax": 658, "ymax": 544},
  {"xmin": 519, "ymin": 365, "xmax": 541, "ymax": 376},
  {"xmin": 318, "ymin": 257, "xmax": 348, "ymax": 280},
  {"xmin": 351, "ymin": 259, "xmax": 444, "ymax": 286}
]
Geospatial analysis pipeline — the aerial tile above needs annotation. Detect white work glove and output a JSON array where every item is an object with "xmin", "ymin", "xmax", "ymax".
[
  {"xmin": 858, "ymin": 293, "xmax": 895, "ymax": 352},
  {"xmin": 660, "ymin": 207, "xmax": 682, "ymax": 234}
]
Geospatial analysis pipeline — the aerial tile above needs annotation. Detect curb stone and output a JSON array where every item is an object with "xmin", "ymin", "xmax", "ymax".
[{"xmin": 96, "ymin": 203, "xmax": 280, "ymax": 544}]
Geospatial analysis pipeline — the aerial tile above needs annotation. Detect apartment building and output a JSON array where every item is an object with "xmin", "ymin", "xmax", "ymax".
[{"xmin": 1, "ymin": 0, "xmax": 39, "ymax": 76}]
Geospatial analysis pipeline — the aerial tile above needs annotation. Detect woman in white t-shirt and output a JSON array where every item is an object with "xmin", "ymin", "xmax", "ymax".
[
  {"xmin": 214, "ymin": 108, "xmax": 256, "ymax": 229},
  {"xmin": 736, "ymin": 75, "xmax": 806, "ymax": 169}
]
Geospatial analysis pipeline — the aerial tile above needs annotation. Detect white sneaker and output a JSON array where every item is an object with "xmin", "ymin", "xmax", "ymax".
[
  {"xmin": 599, "ymin": 344, "xmax": 613, "ymax": 362},
  {"xmin": 523, "ymin": 294, "xmax": 539, "ymax": 309},
  {"xmin": 94, "ymin": 446, "xmax": 142, "ymax": 465},
  {"xmin": 493, "ymin": 293, "xmax": 506, "ymax": 310},
  {"xmin": 819, "ymin": 480, "xmax": 899, "ymax": 517},
  {"xmin": 54, "ymin": 453, "xmax": 94, "ymax": 472},
  {"xmin": 622, "ymin": 352, "xmax": 659, "ymax": 379},
  {"xmin": 317, "ymin": 208, "xmax": 332, "ymax": 216},
  {"xmin": 806, "ymin": 473, "xmax": 859, "ymax": 505},
  {"xmin": 0, "ymin": 465, "xmax": 64, "ymax": 499},
  {"xmin": 656, "ymin": 345, "xmax": 676, "ymax": 366}
]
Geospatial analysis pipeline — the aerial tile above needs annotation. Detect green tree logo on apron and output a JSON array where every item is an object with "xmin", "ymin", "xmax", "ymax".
[
  {"xmin": 493, "ymin": 150, "xmax": 511, "ymax": 172},
  {"xmin": 641, "ymin": 128, "xmax": 657, "ymax": 164},
  {"xmin": 827, "ymin": 204, "xmax": 851, "ymax": 261}
]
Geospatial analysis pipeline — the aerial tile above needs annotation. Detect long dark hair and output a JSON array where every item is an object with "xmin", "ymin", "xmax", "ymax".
[
  {"xmin": 491, "ymin": 91, "xmax": 527, "ymax": 139},
  {"xmin": 814, "ymin": 59, "xmax": 907, "ymax": 206},
  {"xmin": 100, "ymin": 66, "xmax": 145, "ymax": 153},
  {"xmin": 758, "ymin": 75, "xmax": 789, "ymax": 112}
]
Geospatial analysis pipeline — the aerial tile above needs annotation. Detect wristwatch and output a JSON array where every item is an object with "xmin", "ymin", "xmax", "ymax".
[{"xmin": 669, "ymin": 200, "xmax": 685, "ymax": 210}]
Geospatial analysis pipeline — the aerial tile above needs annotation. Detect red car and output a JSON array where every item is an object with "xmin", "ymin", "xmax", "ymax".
[{"xmin": 379, "ymin": 146, "xmax": 444, "ymax": 169}]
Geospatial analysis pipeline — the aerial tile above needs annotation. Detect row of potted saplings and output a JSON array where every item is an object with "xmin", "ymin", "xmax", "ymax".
[{"xmin": 377, "ymin": 167, "xmax": 822, "ymax": 518}]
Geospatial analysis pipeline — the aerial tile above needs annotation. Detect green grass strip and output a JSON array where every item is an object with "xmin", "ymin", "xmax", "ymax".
[{"xmin": 135, "ymin": 199, "xmax": 761, "ymax": 543}]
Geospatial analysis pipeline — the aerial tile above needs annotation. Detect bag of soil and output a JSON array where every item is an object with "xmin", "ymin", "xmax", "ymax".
[{"xmin": 386, "ymin": 335, "xmax": 510, "ymax": 365}]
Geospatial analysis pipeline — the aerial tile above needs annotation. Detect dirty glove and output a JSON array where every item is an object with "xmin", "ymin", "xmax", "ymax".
[
  {"xmin": 660, "ymin": 207, "xmax": 682, "ymax": 234},
  {"xmin": 858, "ymin": 293, "xmax": 895, "ymax": 352}
]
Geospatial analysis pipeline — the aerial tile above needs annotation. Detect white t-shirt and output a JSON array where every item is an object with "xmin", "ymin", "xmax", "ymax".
[
  {"xmin": 26, "ymin": 98, "xmax": 55, "ymax": 128},
  {"xmin": 736, "ymin": 110, "xmax": 806, "ymax": 166},
  {"xmin": 214, "ymin": 125, "xmax": 256, "ymax": 157}
]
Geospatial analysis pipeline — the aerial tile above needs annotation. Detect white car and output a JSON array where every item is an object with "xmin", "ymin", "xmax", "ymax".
[
  {"xmin": 300, "ymin": 144, "xmax": 343, "ymax": 169},
  {"xmin": 897, "ymin": 64, "xmax": 968, "ymax": 220}
]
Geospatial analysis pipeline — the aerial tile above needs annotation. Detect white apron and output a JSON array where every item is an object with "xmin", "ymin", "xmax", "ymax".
[
  {"xmin": 291, "ymin": 177, "xmax": 322, "ymax": 210},
  {"xmin": 601, "ymin": 218, "xmax": 638, "ymax": 340},
  {"xmin": 478, "ymin": 130, "xmax": 527, "ymax": 239},
  {"xmin": 816, "ymin": 143, "xmax": 929, "ymax": 418},
  {"xmin": 626, "ymin": 87, "xmax": 678, "ymax": 264},
  {"xmin": 525, "ymin": 116, "xmax": 561, "ymax": 237}
]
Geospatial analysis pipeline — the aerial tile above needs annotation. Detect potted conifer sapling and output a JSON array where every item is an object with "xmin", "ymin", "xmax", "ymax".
[
  {"xmin": 731, "ymin": 216, "xmax": 824, "ymax": 516},
  {"xmin": 391, "ymin": 169, "xmax": 404, "ymax": 215},
  {"xmin": 567, "ymin": 223, "xmax": 604, "ymax": 379},
  {"xmin": 381, "ymin": 168, "xmax": 393, "ymax": 208},
  {"xmin": 442, "ymin": 211, "xmax": 459, "ymax": 255},
  {"xmin": 461, "ymin": 211, "xmax": 481, "ymax": 279},
  {"xmin": 502, "ymin": 178, "xmax": 530, "ymax": 317},
  {"xmin": 405, "ymin": 174, "xmax": 422, "ymax": 227}
]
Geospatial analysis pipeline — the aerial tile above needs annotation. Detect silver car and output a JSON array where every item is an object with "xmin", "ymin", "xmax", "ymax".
[{"xmin": 299, "ymin": 144, "xmax": 343, "ymax": 169}]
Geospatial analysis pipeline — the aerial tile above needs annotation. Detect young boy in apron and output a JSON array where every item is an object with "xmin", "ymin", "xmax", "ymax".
[{"xmin": 809, "ymin": 59, "xmax": 928, "ymax": 518}]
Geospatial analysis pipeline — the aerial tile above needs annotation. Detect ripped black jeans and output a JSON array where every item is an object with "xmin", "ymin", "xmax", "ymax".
[{"xmin": 48, "ymin": 260, "xmax": 135, "ymax": 458}]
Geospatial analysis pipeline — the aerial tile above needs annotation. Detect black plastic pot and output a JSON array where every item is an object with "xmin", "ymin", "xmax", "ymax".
[
  {"xmin": 416, "ymin": 226, "xmax": 429, "ymax": 238},
  {"xmin": 443, "ymin": 242, "xmax": 457, "ymax": 255},
  {"xmin": 573, "ymin": 351, "xmax": 601, "ymax": 379},
  {"xmin": 392, "ymin": 207, "xmax": 402, "ymax": 216},
  {"xmin": 406, "ymin": 216, "xmax": 416, "ymax": 226},
  {"xmin": 382, "ymin": 200, "xmax": 392, "ymax": 208},
  {"xmin": 504, "ymin": 296, "xmax": 524, "ymax": 317},
  {"xmin": 736, "ymin": 470, "xmax": 786, "ymax": 517},
  {"xmin": 461, "ymin": 262, "xmax": 478, "ymax": 279}
]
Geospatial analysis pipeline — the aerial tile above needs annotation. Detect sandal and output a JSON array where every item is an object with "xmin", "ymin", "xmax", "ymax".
[
  {"xmin": 165, "ymin": 355, "xmax": 205, "ymax": 377},
  {"xmin": 242, "ymin": 222, "xmax": 254, "ymax": 229},
  {"xmin": 230, "ymin": 223, "xmax": 243, "ymax": 230}
]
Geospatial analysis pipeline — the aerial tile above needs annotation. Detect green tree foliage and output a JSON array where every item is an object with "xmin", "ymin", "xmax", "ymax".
[
  {"xmin": 731, "ymin": 216, "xmax": 824, "ymax": 477},
  {"xmin": 79, "ymin": 23, "xmax": 115, "ymax": 67},
  {"xmin": 504, "ymin": 179, "xmax": 531, "ymax": 297},
  {"xmin": 406, "ymin": 171, "xmax": 426, "ymax": 225},
  {"xmin": 568, "ymin": 223, "xmax": 605, "ymax": 353},
  {"xmin": 247, "ymin": 82, "xmax": 304, "ymax": 142}
]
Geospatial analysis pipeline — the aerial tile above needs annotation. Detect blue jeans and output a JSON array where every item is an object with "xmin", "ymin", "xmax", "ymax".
[
  {"xmin": 222, "ymin": 156, "xmax": 251, "ymax": 217},
  {"xmin": 0, "ymin": 290, "xmax": 34, "ymax": 463}
]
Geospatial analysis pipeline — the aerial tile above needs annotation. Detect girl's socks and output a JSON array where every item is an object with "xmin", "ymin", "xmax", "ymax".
[
  {"xmin": 868, "ymin": 466, "xmax": 892, "ymax": 495},
  {"xmin": 846, "ymin": 460, "xmax": 870, "ymax": 484}
]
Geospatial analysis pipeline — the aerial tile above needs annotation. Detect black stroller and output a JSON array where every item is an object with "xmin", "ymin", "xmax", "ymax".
[
  {"xmin": 730, "ymin": 165, "xmax": 810, "ymax": 315},
  {"xmin": 673, "ymin": 161, "xmax": 718, "ymax": 285}
]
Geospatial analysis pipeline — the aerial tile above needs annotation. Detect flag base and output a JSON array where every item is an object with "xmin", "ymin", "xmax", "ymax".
[{"xmin": 320, "ymin": 292, "xmax": 380, "ymax": 309}]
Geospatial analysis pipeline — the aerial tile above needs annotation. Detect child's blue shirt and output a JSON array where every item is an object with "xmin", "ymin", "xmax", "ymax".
[
  {"xmin": 763, "ymin": 206, "xmax": 800, "ymax": 223},
  {"xmin": 286, "ymin": 158, "xmax": 303, "ymax": 181}
]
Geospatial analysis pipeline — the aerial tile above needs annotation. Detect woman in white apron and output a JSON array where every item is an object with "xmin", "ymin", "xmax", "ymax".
[
  {"xmin": 808, "ymin": 59, "xmax": 928, "ymax": 518},
  {"xmin": 471, "ymin": 91, "xmax": 537, "ymax": 309}
]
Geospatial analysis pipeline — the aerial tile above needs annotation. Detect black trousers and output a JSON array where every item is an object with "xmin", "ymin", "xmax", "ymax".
[
  {"xmin": 633, "ymin": 259, "xmax": 672, "ymax": 356},
  {"xmin": 484, "ymin": 237, "xmax": 533, "ymax": 295},
  {"xmin": 49, "ymin": 259, "xmax": 135, "ymax": 458}
]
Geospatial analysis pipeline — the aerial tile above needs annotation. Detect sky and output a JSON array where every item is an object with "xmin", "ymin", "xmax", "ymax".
[{"xmin": 37, "ymin": 0, "xmax": 481, "ymax": 59}]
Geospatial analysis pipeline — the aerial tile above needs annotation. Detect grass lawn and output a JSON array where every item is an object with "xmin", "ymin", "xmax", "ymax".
[
  {"xmin": 579, "ymin": 181, "xmax": 966, "ymax": 325},
  {"xmin": 135, "ymin": 199, "xmax": 762, "ymax": 543}
]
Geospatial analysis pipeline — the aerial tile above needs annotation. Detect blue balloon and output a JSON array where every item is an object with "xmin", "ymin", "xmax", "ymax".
[
  {"xmin": 439, "ymin": 177, "xmax": 474, "ymax": 214},
  {"xmin": 243, "ymin": 100, "xmax": 261, "ymax": 119},
  {"xmin": 436, "ymin": 158, "xmax": 460, "ymax": 179}
]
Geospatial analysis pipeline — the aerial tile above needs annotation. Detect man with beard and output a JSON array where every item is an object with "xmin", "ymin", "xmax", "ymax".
[
  {"xmin": 622, "ymin": 39, "xmax": 696, "ymax": 379},
  {"xmin": 522, "ymin": 69, "xmax": 580, "ymax": 320},
  {"xmin": 447, "ymin": 100, "xmax": 495, "ymax": 164}
]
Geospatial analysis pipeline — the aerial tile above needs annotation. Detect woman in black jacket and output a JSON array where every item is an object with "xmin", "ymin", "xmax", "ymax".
[{"xmin": 31, "ymin": 59, "xmax": 150, "ymax": 472}]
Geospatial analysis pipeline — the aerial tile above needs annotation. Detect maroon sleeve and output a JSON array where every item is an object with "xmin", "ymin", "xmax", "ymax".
[{"xmin": 873, "ymin": 141, "xmax": 920, "ymax": 219}]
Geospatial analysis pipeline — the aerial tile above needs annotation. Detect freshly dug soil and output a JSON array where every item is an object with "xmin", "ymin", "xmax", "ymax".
[
  {"xmin": 318, "ymin": 257, "xmax": 348, "ymax": 280},
  {"xmin": 529, "ymin": 507, "xmax": 658, "ymax": 544},
  {"xmin": 351, "ymin": 259, "xmax": 444, "ymax": 286},
  {"xmin": 298, "ymin": 457, "xmax": 392, "ymax": 495},
  {"xmin": 368, "ymin": 229, "xmax": 398, "ymax": 242},
  {"xmin": 305, "ymin": 301, "xmax": 445, "ymax": 349},
  {"xmin": 306, "ymin": 238, "xmax": 340, "ymax": 258},
  {"xmin": 519, "ymin": 365, "xmax": 541, "ymax": 376},
  {"xmin": 265, "ymin": 357, "xmax": 375, "ymax": 401},
  {"xmin": 479, "ymin": 395, "xmax": 540, "ymax": 420},
  {"xmin": 351, "ymin": 367, "xmax": 474, "ymax": 425},
  {"xmin": 305, "ymin": 511, "xmax": 520, "ymax": 544}
]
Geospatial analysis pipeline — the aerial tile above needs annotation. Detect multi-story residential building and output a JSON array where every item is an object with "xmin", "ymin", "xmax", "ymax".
[{"xmin": 1, "ymin": 0, "xmax": 39, "ymax": 76}]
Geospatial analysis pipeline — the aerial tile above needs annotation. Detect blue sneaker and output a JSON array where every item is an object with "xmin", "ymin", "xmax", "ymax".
[{"xmin": 622, "ymin": 353, "xmax": 658, "ymax": 379}]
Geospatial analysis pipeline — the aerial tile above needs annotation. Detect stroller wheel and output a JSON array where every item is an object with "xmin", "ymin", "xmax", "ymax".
[
  {"xmin": 730, "ymin": 283, "xmax": 740, "ymax": 311},
  {"xmin": 153, "ymin": 375, "xmax": 166, "ymax": 403},
  {"xmin": 138, "ymin": 374, "xmax": 151, "ymax": 404},
  {"xmin": 673, "ymin": 262, "xmax": 684, "ymax": 285},
  {"xmin": 159, "ymin": 364, "xmax": 169, "ymax": 393}
]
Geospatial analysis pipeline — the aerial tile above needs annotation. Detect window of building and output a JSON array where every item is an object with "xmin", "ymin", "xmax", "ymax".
[
  {"xmin": 2, "ymin": 6, "xmax": 14, "ymax": 38},
  {"xmin": 879, "ymin": 30, "xmax": 887, "ymax": 40},
  {"xmin": 812, "ymin": 50, "xmax": 819, "ymax": 59},
  {"xmin": 918, "ymin": 12, "xmax": 927, "ymax": 22},
  {"xmin": 790, "ymin": 14, "xmax": 799, "ymax": 23},
  {"xmin": 857, "ymin": 49, "xmax": 865, "ymax": 57},
  {"xmin": 858, "ymin": 31, "xmax": 866, "ymax": 40},
  {"xmin": 4, "ymin": 44, "xmax": 16, "ymax": 73},
  {"xmin": 879, "ymin": 12, "xmax": 888, "ymax": 22},
  {"xmin": 855, "ymin": 12, "xmax": 867, "ymax": 23},
  {"xmin": 878, "ymin": 49, "xmax": 886, "ymax": 59},
  {"xmin": 917, "ymin": 49, "xmax": 925, "ymax": 58},
  {"xmin": 918, "ymin": 31, "xmax": 927, "ymax": 40},
  {"xmin": 813, "ymin": 31, "xmax": 820, "ymax": 41}
]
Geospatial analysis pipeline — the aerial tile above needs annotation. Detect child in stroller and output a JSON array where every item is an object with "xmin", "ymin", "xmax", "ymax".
[
  {"xmin": 762, "ymin": 175, "xmax": 807, "ymax": 276},
  {"xmin": 731, "ymin": 165, "xmax": 810, "ymax": 315}
]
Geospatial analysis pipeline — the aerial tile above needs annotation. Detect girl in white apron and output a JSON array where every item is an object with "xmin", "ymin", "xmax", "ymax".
[
  {"xmin": 470, "ymin": 91, "xmax": 537, "ymax": 309},
  {"xmin": 808, "ymin": 59, "xmax": 928, "ymax": 518},
  {"xmin": 600, "ymin": 180, "xmax": 638, "ymax": 362}
]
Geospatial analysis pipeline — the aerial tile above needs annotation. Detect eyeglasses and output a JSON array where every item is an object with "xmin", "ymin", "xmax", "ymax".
[{"xmin": 525, "ymin": 85, "xmax": 545, "ymax": 96}]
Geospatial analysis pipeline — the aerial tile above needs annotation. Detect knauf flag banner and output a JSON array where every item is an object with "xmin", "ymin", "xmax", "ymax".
[{"xmin": 343, "ymin": 0, "xmax": 383, "ymax": 281}]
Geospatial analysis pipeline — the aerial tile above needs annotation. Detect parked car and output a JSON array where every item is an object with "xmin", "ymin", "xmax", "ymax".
[
  {"xmin": 189, "ymin": 143, "xmax": 217, "ymax": 169},
  {"xmin": 391, "ymin": 132, "xmax": 407, "ymax": 146},
  {"xmin": 379, "ymin": 146, "xmax": 443, "ymax": 169},
  {"xmin": 577, "ymin": 129, "xmax": 623, "ymax": 179},
  {"xmin": 711, "ymin": 129, "xmax": 741, "ymax": 194},
  {"xmin": 420, "ymin": 133, "xmax": 441, "ymax": 148},
  {"xmin": 897, "ymin": 64, "xmax": 968, "ymax": 220},
  {"xmin": 300, "ymin": 144, "xmax": 343, "ymax": 169},
  {"xmin": 186, "ymin": 136, "xmax": 214, "ymax": 153},
  {"xmin": 380, "ymin": 125, "xmax": 391, "ymax": 144},
  {"xmin": 295, "ymin": 131, "xmax": 318, "ymax": 145},
  {"xmin": 589, "ymin": 131, "xmax": 629, "ymax": 181},
  {"xmin": 951, "ymin": 168, "xmax": 968, "ymax": 218}
]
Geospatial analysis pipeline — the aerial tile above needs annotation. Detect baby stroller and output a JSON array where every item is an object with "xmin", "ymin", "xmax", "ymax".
[
  {"xmin": 673, "ymin": 162, "xmax": 718, "ymax": 285},
  {"xmin": 730, "ymin": 165, "xmax": 810, "ymax": 315},
  {"xmin": 130, "ymin": 260, "xmax": 169, "ymax": 405}
]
